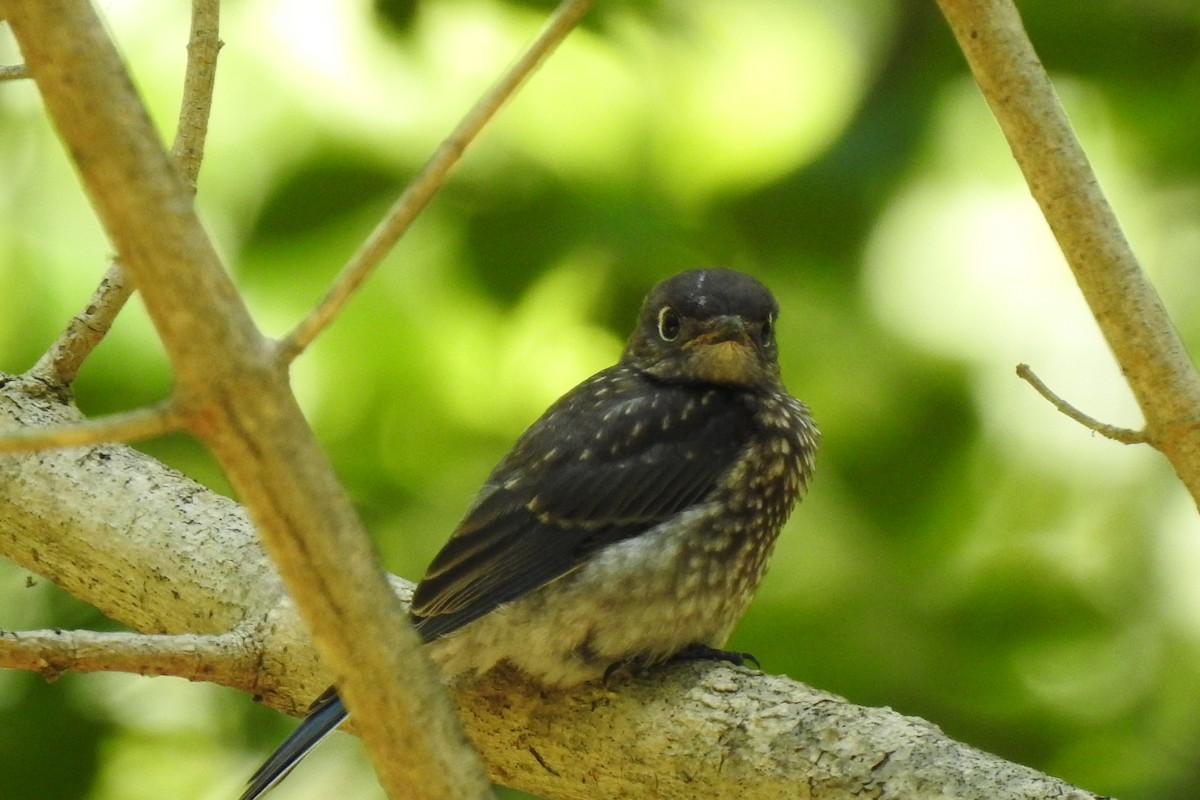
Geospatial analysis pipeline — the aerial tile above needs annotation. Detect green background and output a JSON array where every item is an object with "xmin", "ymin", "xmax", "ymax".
[{"xmin": 2, "ymin": 0, "xmax": 1200, "ymax": 798}]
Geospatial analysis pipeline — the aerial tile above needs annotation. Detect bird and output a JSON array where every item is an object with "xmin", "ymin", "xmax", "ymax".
[{"xmin": 240, "ymin": 267, "xmax": 819, "ymax": 799}]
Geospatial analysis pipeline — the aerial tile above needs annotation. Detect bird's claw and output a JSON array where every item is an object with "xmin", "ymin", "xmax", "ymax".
[
  {"xmin": 603, "ymin": 645, "xmax": 762, "ymax": 686},
  {"xmin": 673, "ymin": 643, "xmax": 761, "ymax": 670}
]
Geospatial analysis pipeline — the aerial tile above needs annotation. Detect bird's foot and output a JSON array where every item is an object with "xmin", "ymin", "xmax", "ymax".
[
  {"xmin": 672, "ymin": 643, "xmax": 760, "ymax": 669},
  {"xmin": 602, "ymin": 644, "xmax": 761, "ymax": 686},
  {"xmin": 602, "ymin": 653, "xmax": 656, "ymax": 686}
]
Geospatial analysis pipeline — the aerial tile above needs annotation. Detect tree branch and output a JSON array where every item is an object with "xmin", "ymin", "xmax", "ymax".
[
  {"xmin": 0, "ymin": 628, "xmax": 259, "ymax": 690},
  {"xmin": 277, "ymin": 0, "xmax": 597, "ymax": 364},
  {"xmin": 27, "ymin": 0, "xmax": 220, "ymax": 387},
  {"xmin": 0, "ymin": 63, "xmax": 29, "ymax": 80},
  {"xmin": 28, "ymin": 261, "xmax": 134, "ymax": 387},
  {"xmin": 1, "ymin": 3, "xmax": 492, "ymax": 798},
  {"xmin": 1015, "ymin": 364, "xmax": 1147, "ymax": 444},
  {"xmin": 171, "ymin": 0, "xmax": 221, "ymax": 190},
  {"xmin": 456, "ymin": 664, "xmax": 1112, "ymax": 800},
  {"xmin": 0, "ymin": 396, "xmax": 183, "ymax": 453},
  {"xmin": 0, "ymin": 378, "xmax": 1112, "ymax": 799},
  {"xmin": 0, "ymin": 376, "xmax": 281, "ymax": 638},
  {"xmin": 936, "ymin": 0, "xmax": 1200, "ymax": 507}
]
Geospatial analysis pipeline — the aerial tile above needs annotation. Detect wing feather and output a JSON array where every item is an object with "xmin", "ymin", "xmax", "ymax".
[{"xmin": 411, "ymin": 367, "xmax": 755, "ymax": 642}]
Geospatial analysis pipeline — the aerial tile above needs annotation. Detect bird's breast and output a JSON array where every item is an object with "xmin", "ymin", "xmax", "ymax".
[{"xmin": 674, "ymin": 390, "xmax": 818, "ymax": 610}]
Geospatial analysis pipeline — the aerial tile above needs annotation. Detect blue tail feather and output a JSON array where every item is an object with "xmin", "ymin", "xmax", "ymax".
[{"xmin": 240, "ymin": 692, "xmax": 348, "ymax": 800}]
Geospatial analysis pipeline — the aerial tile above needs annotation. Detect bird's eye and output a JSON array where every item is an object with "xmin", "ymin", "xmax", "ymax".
[
  {"xmin": 761, "ymin": 314, "xmax": 775, "ymax": 345},
  {"xmin": 657, "ymin": 306, "xmax": 681, "ymax": 342}
]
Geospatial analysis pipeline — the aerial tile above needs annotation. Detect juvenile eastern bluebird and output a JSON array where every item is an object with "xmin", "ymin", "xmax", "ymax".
[{"xmin": 241, "ymin": 267, "xmax": 819, "ymax": 799}]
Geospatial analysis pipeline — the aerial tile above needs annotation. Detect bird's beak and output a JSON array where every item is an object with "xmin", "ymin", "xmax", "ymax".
[
  {"xmin": 698, "ymin": 315, "xmax": 753, "ymax": 346},
  {"xmin": 683, "ymin": 316, "xmax": 759, "ymax": 385}
]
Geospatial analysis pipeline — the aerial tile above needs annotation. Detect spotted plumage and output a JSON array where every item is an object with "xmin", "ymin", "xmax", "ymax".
[{"xmin": 241, "ymin": 267, "xmax": 818, "ymax": 799}]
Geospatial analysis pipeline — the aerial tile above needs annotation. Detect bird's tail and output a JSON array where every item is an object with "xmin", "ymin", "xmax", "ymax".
[{"xmin": 240, "ymin": 690, "xmax": 348, "ymax": 800}]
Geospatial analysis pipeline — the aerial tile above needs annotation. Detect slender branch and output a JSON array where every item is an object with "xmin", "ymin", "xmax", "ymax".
[
  {"xmin": 27, "ymin": 261, "xmax": 133, "ymax": 385},
  {"xmin": 0, "ymin": 628, "xmax": 259, "ymax": 690},
  {"xmin": 0, "ymin": 63, "xmax": 28, "ymax": 80},
  {"xmin": 936, "ymin": 0, "xmax": 1200, "ymax": 507},
  {"xmin": 277, "ymin": 0, "xmax": 598, "ymax": 364},
  {"xmin": 1016, "ymin": 364, "xmax": 1146, "ymax": 444},
  {"xmin": 0, "ymin": 399, "xmax": 183, "ymax": 453},
  {"xmin": 171, "ymin": 0, "xmax": 221, "ymax": 189},
  {"xmin": 27, "ymin": 0, "xmax": 222, "ymax": 387}
]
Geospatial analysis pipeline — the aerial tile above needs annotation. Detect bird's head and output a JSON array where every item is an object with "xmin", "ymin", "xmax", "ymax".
[{"xmin": 622, "ymin": 268, "xmax": 782, "ymax": 391}]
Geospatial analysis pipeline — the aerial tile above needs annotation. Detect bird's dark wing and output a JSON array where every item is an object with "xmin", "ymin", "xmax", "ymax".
[
  {"xmin": 411, "ymin": 369, "xmax": 755, "ymax": 641},
  {"xmin": 239, "ymin": 688, "xmax": 347, "ymax": 800}
]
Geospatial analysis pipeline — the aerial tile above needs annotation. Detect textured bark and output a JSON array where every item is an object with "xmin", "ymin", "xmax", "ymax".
[
  {"xmin": 0, "ymin": 2, "xmax": 492, "ymax": 798},
  {"xmin": 0, "ymin": 1, "xmax": 1174, "ymax": 798},
  {"xmin": 0, "ymin": 378, "xmax": 1111, "ymax": 800}
]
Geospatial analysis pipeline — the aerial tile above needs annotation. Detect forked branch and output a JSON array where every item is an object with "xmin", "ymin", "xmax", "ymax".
[
  {"xmin": 26, "ymin": 0, "xmax": 222, "ymax": 388},
  {"xmin": 2, "ymin": 2, "xmax": 494, "ymax": 798},
  {"xmin": 936, "ymin": 0, "xmax": 1200, "ymax": 506}
]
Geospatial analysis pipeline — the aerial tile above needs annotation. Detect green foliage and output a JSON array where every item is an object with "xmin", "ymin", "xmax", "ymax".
[{"xmin": 2, "ymin": 0, "xmax": 1199, "ymax": 798}]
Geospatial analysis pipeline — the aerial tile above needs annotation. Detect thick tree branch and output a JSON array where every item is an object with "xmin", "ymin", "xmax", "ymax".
[
  {"xmin": 457, "ymin": 665, "xmax": 1111, "ymax": 800},
  {"xmin": 0, "ymin": 3, "xmax": 491, "ymax": 799},
  {"xmin": 0, "ymin": 375, "xmax": 280, "ymax": 636},
  {"xmin": 936, "ymin": 0, "xmax": 1200, "ymax": 507},
  {"xmin": 0, "ymin": 378, "xmax": 1112, "ymax": 799}
]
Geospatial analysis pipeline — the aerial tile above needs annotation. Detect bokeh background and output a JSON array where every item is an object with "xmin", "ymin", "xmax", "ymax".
[{"xmin": 3, "ymin": 0, "xmax": 1200, "ymax": 798}]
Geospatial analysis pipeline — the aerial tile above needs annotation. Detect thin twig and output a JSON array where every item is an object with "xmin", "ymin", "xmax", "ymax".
[
  {"xmin": 1016, "ymin": 363, "xmax": 1147, "ymax": 444},
  {"xmin": 277, "ymin": 0, "xmax": 598, "ymax": 364},
  {"xmin": 0, "ymin": 628, "xmax": 258, "ymax": 690},
  {"xmin": 27, "ymin": 0, "xmax": 222, "ymax": 387},
  {"xmin": 172, "ymin": 0, "xmax": 221, "ymax": 188},
  {"xmin": 28, "ymin": 261, "xmax": 132, "ymax": 385},
  {"xmin": 0, "ymin": 63, "xmax": 29, "ymax": 80},
  {"xmin": 0, "ymin": 400, "xmax": 184, "ymax": 453}
]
